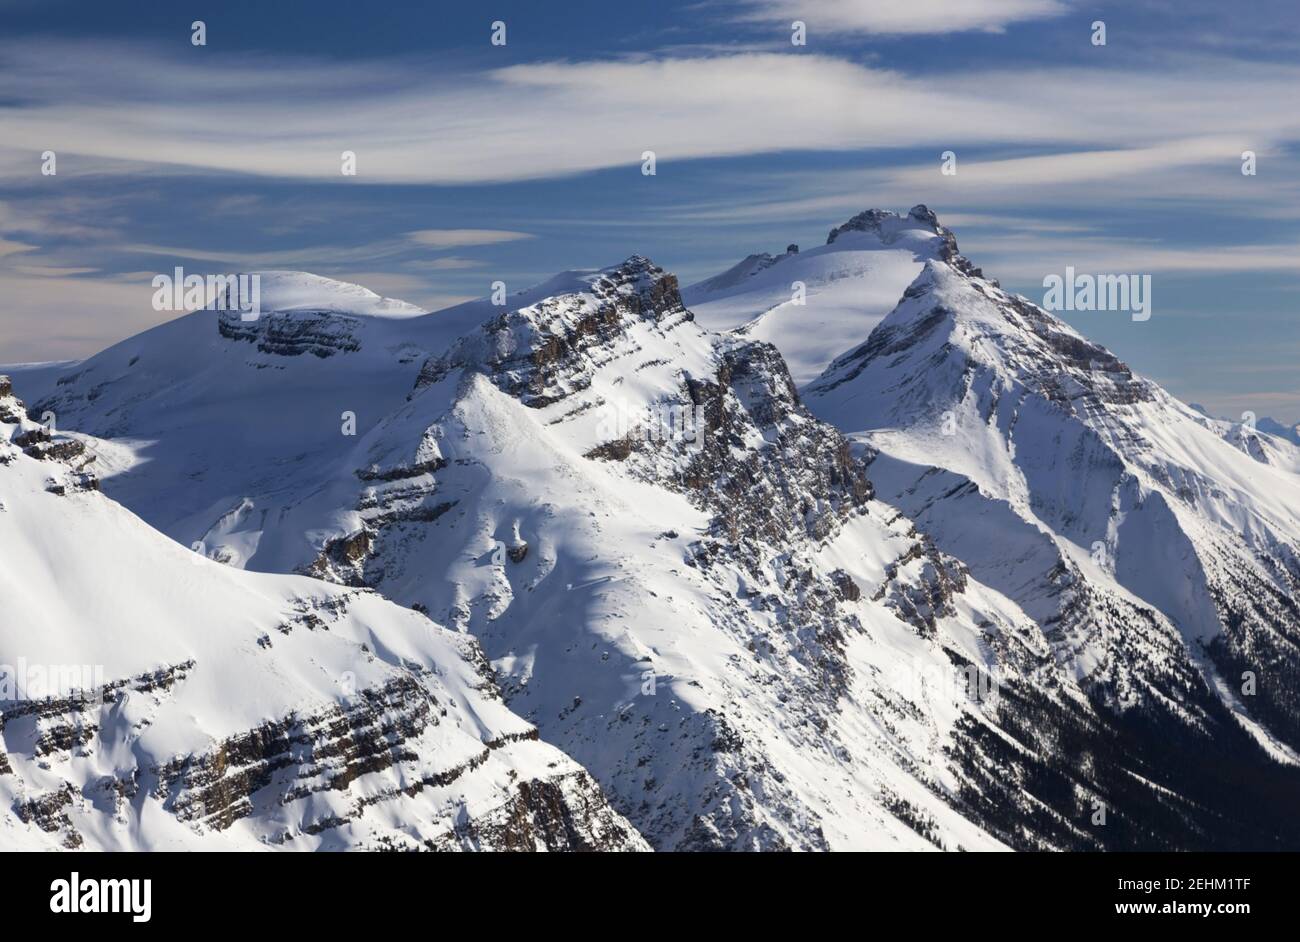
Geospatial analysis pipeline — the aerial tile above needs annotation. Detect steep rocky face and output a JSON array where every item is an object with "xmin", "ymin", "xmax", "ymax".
[
  {"xmin": 0, "ymin": 378, "xmax": 647, "ymax": 852},
  {"xmin": 800, "ymin": 220, "xmax": 1300, "ymax": 847},
  {"xmin": 217, "ymin": 308, "xmax": 365, "ymax": 358},
  {"xmin": 414, "ymin": 255, "xmax": 690, "ymax": 406},
  {"xmin": 584, "ymin": 332, "xmax": 877, "ymax": 706},
  {"xmin": 811, "ymin": 264, "xmax": 1150, "ymax": 410},
  {"xmin": 299, "ymin": 258, "xmax": 1042, "ymax": 850}
]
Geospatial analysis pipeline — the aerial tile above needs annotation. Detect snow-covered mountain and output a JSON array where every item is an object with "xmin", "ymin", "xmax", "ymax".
[
  {"xmin": 0, "ymin": 375, "xmax": 646, "ymax": 851},
  {"xmin": 1254, "ymin": 415, "xmax": 1300, "ymax": 445},
  {"xmin": 12, "ymin": 209, "xmax": 1300, "ymax": 851},
  {"xmin": 795, "ymin": 212, "xmax": 1300, "ymax": 847},
  {"xmin": 15, "ymin": 261, "xmax": 1027, "ymax": 849},
  {"xmin": 1188, "ymin": 402, "xmax": 1300, "ymax": 456},
  {"xmin": 684, "ymin": 206, "xmax": 962, "ymax": 384}
]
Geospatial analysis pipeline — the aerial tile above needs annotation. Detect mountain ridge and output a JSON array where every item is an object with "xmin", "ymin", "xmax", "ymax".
[{"xmin": 10, "ymin": 205, "xmax": 1300, "ymax": 850}]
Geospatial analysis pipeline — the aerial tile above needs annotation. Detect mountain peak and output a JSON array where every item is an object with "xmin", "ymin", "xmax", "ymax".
[
  {"xmin": 823, "ymin": 205, "xmax": 986, "ymax": 279},
  {"xmin": 211, "ymin": 271, "xmax": 426, "ymax": 357},
  {"xmin": 412, "ymin": 254, "xmax": 691, "ymax": 405},
  {"xmin": 215, "ymin": 271, "xmax": 425, "ymax": 319},
  {"xmin": 615, "ymin": 253, "xmax": 656, "ymax": 272},
  {"xmin": 826, "ymin": 204, "xmax": 943, "ymax": 245},
  {"xmin": 2, "ymin": 374, "xmax": 98, "ymax": 492}
]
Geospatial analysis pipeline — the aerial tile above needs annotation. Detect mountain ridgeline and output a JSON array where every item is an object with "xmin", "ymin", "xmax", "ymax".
[{"xmin": 7, "ymin": 208, "xmax": 1300, "ymax": 850}]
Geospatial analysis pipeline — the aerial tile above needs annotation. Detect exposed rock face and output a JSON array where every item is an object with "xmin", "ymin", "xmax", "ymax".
[
  {"xmin": 296, "ymin": 257, "xmax": 1018, "ymax": 851},
  {"xmin": 598, "ymin": 331, "xmax": 877, "ymax": 704},
  {"xmin": 829, "ymin": 568, "xmax": 860, "ymax": 602},
  {"xmin": 871, "ymin": 535, "xmax": 967, "ymax": 635},
  {"xmin": 15, "ymin": 784, "xmax": 82, "ymax": 848},
  {"xmin": 148, "ymin": 672, "xmax": 640, "ymax": 850},
  {"xmin": 218, "ymin": 309, "xmax": 364, "ymax": 357},
  {"xmin": 426, "ymin": 772, "xmax": 646, "ymax": 851},
  {"xmin": 0, "ymin": 377, "xmax": 98, "ymax": 492},
  {"xmin": 414, "ymin": 255, "xmax": 690, "ymax": 406},
  {"xmin": 0, "ymin": 376, "xmax": 17, "ymax": 420},
  {"xmin": 1, "ymin": 654, "xmax": 646, "ymax": 851},
  {"xmin": 308, "ymin": 527, "xmax": 376, "ymax": 585}
]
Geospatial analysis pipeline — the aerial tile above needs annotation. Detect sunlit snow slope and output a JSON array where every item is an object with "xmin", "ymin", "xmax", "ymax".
[{"xmin": 684, "ymin": 206, "xmax": 956, "ymax": 384}]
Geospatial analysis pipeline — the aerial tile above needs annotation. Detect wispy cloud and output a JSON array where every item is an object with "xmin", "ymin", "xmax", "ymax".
[
  {"xmin": 405, "ymin": 229, "xmax": 533, "ymax": 248},
  {"xmin": 730, "ymin": 0, "xmax": 1068, "ymax": 36},
  {"xmin": 0, "ymin": 238, "xmax": 38, "ymax": 258},
  {"xmin": 3, "ymin": 41, "xmax": 1299, "ymax": 186},
  {"xmin": 111, "ymin": 229, "xmax": 529, "ymax": 269},
  {"xmin": 968, "ymin": 235, "xmax": 1300, "ymax": 279},
  {"xmin": 116, "ymin": 240, "xmax": 413, "ymax": 269}
]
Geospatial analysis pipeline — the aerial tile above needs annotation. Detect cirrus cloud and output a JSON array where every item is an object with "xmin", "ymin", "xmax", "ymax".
[
  {"xmin": 3, "ymin": 40, "xmax": 1299, "ymax": 187},
  {"xmin": 732, "ymin": 0, "xmax": 1068, "ymax": 36}
]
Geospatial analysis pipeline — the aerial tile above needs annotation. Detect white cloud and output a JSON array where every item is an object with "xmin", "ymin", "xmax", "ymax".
[
  {"xmin": 116, "ymin": 241, "xmax": 413, "ymax": 268},
  {"xmin": 0, "ymin": 238, "xmax": 38, "ymax": 258},
  {"xmin": 887, "ymin": 137, "xmax": 1253, "ymax": 189},
  {"xmin": 734, "ymin": 0, "xmax": 1068, "ymax": 35},
  {"xmin": 648, "ymin": 136, "xmax": 1299, "ymax": 229},
  {"xmin": 425, "ymin": 257, "xmax": 487, "ymax": 270},
  {"xmin": 7, "ymin": 264, "xmax": 100, "ymax": 277},
  {"xmin": 405, "ymin": 229, "xmax": 533, "ymax": 248},
  {"xmin": 969, "ymin": 235, "xmax": 1300, "ymax": 279},
  {"xmin": 3, "ymin": 41, "xmax": 1299, "ymax": 186}
]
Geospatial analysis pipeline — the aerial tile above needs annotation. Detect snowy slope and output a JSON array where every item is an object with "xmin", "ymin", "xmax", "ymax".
[
  {"xmin": 806, "ymin": 256, "xmax": 1300, "ymax": 695},
  {"xmin": 782, "ymin": 215, "xmax": 1300, "ymax": 846},
  {"xmin": 684, "ymin": 206, "xmax": 955, "ymax": 384},
  {"xmin": 300, "ymin": 254, "xmax": 1300, "ymax": 849},
  {"xmin": 11, "ymin": 273, "xmax": 507, "ymax": 574},
  {"xmin": 19, "ymin": 229, "xmax": 1300, "ymax": 851},
  {"xmin": 14, "ymin": 260, "xmax": 1031, "ymax": 849},
  {"xmin": 307, "ymin": 256, "xmax": 1024, "ymax": 849},
  {"xmin": 0, "ymin": 375, "xmax": 646, "ymax": 851}
]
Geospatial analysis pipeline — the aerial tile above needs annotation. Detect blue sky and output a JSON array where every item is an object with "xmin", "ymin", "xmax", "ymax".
[{"xmin": 1, "ymin": 0, "xmax": 1298, "ymax": 421}]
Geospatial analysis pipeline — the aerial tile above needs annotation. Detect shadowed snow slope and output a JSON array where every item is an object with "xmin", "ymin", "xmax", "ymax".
[{"xmin": 0, "ymin": 376, "xmax": 646, "ymax": 851}]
